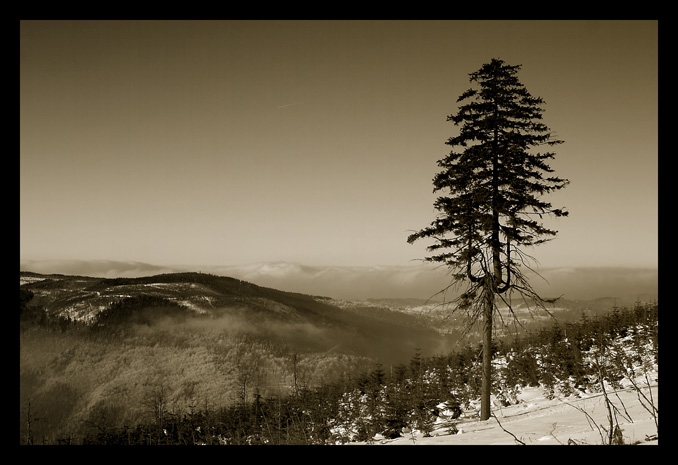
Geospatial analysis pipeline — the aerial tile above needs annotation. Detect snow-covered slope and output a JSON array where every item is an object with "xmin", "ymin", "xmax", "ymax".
[
  {"xmin": 356, "ymin": 381, "xmax": 658, "ymax": 445},
  {"xmin": 348, "ymin": 328, "xmax": 659, "ymax": 447}
]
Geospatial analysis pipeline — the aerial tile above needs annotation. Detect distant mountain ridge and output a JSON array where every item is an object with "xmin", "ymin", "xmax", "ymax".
[{"xmin": 20, "ymin": 259, "xmax": 658, "ymax": 301}]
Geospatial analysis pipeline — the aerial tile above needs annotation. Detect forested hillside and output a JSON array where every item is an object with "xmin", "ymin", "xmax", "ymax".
[
  {"xmin": 19, "ymin": 272, "xmax": 452, "ymax": 444},
  {"xmin": 19, "ymin": 272, "xmax": 657, "ymax": 445}
]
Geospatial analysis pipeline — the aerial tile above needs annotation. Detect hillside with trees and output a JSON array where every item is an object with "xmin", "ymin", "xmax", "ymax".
[
  {"xmin": 19, "ymin": 272, "xmax": 657, "ymax": 445},
  {"xmin": 19, "ymin": 272, "xmax": 452, "ymax": 444}
]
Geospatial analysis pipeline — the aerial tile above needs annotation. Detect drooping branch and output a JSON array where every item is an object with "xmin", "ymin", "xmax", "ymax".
[
  {"xmin": 496, "ymin": 213, "xmax": 516, "ymax": 295},
  {"xmin": 466, "ymin": 235, "xmax": 483, "ymax": 284}
]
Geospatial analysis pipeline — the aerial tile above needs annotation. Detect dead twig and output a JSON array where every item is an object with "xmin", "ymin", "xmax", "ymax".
[{"xmin": 491, "ymin": 413, "xmax": 526, "ymax": 445}]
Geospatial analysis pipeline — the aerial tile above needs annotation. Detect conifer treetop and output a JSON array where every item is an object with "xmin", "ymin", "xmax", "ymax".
[{"xmin": 408, "ymin": 57, "xmax": 569, "ymax": 308}]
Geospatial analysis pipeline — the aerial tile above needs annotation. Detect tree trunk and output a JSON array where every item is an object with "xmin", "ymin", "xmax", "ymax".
[
  {"xmin": 479, "ymin": 104, "xmax": 504, "ymax": 422},
  {"xmin": 480, "ymin": 285, "xmax": 493, "ymax": 421}
]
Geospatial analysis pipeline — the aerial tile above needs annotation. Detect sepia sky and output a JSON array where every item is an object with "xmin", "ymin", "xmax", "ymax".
[{"xmin": 20, "ymin": 20, "xmax": 658, "ymax": 270}]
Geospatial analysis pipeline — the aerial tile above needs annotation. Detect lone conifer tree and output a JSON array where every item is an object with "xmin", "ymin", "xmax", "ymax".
[{"xmin": 408, "ymin": 58, "xmax": 569, "ymax": 421}]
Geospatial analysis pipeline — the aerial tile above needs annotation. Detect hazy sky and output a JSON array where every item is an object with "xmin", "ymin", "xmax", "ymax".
[{"xmin": 20, "ymin": 20, "xmax": 658, "ymax": 270}]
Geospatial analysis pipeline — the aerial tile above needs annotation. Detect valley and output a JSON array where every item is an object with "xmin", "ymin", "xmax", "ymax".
[{"xmin": 19, "ymin": 270, "xmax": 658, "ymax": 445}]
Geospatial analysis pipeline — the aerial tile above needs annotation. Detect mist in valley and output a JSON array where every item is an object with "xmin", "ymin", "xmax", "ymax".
[{"xmin": 19, "ymin": 262, "xmax": 658, "ymax": 444}]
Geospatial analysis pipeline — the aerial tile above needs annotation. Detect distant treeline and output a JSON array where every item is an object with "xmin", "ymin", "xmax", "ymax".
[
  {"xmin": 94, "ymin": 295, "xmax": 188, "ymax": 328},
  {"xmin": 20, "ymin": 289, "xmax": 187, "ymax": 332}
]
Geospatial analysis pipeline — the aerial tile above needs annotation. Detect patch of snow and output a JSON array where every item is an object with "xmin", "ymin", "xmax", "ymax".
[{"xmin": 356, "ymin": 382, "xmax": 657, "ymax": 445}]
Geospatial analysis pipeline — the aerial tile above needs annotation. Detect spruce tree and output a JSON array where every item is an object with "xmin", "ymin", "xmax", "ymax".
[{"xmin": 408, "ymin": 58, "xmax": 569, "ymax": 420}]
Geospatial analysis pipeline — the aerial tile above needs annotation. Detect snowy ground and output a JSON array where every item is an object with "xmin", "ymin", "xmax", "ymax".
[{"xmin": 355, "ymin": 382, "xmax": 658, "ymax": 446}]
